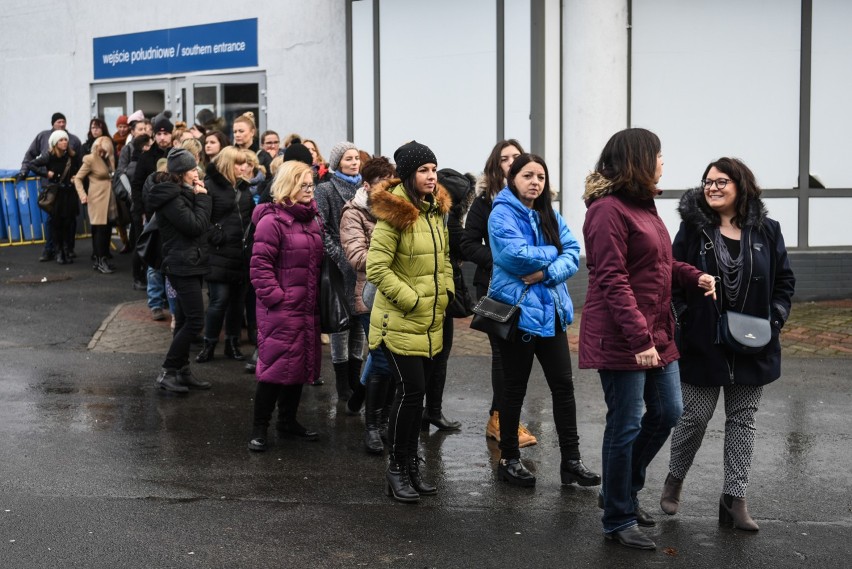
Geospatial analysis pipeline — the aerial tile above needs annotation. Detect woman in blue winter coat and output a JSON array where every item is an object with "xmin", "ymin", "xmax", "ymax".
[{"xmin": 487, "ymin": 153, "xmax": 600, "ymax": 489}]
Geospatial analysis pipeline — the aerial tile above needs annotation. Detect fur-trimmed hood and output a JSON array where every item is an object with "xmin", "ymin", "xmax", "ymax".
[
  {"xmin": 582, "ymin": 172, "xmax": 617, "ymax": 206},
  {"xmin": 368, "ymin": 178, "xmax": 452, "ymax": 231},
  {"xmin": 678, "ymin": 186, "xmax": 767, "ymax": 230}
]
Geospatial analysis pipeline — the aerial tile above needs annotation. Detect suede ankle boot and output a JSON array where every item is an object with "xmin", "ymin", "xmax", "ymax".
[
  {"xmin": 660, "ymin": 473, "xmax": 684, "ymax": 515},
  {"xmin": 719, "ymin": 493, "xmax": 759, "ymax": 531}
]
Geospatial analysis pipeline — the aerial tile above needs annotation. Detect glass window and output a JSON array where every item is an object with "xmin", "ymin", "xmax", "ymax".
[
  {"xmin": 631, "ymin": 0, "xmax": 800, "ymax": 189},
  {"xmin": 133, "ymin": 89, "xmax": 166, "ymax": 119},
  {"xmin": 810, "ymin": 2, "xmax": 852, "ymax": 189}
]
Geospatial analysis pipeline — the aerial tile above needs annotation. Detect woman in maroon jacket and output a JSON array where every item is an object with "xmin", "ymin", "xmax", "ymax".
[
  {"xmin": 579, "ymin": 128, "xmax": 716, "ymax": 550},
  {"xmin": 247, "ymin": 160, "xmax": 323, "ymax": 451}
]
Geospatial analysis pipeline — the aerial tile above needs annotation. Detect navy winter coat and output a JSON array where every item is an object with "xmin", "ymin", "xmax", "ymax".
[{"xmin": 672, "ymin": 188, "xmax": 795, "ymax": 386}]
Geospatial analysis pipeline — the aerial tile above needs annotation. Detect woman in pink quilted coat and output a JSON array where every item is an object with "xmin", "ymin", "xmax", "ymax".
[{"xmin": 247, "ymin": 160, "xmax": 323, "ymax": 452}]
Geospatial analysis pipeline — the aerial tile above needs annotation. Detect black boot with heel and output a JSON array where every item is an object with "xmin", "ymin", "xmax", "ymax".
[
  {"xmin": 385, "ymin": 454, "xmax": 419, "ymax": 503},
  {"xmin": 195, "ymin": 339, "xmax": 217, "ymax": 363}
]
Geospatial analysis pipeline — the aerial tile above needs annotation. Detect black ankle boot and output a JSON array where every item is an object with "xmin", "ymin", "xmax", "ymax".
[
  {"xmin": 195, "ymin": 339, "xmax": 217, "ymax": 363},
  {"xmin": 421, "ymin": 410, "xmax": 462, "ymax": 431},
  {"xmin": 345, "ymin": 358, "xmax": 364, "ymax": 410},
  {"xmin": 560, "ymin": 458, "xmax": 601, "ymax": 487},
  {"xmin": 177, "ymin": 365, "xmax": 211, "ymax": 390},
  {"xmin": 248, "ymin": 425, "xmax": 268, "ymax": 452},
  {"xmin": 363, "ymin": 375, "xmax": 386, "ymax": 454},
  {"xmin": 347, "ymin": 383, "xmax": 366, "ymax": 415},
  {"xmin": 385, "ymin": 455, "xmax": 419, "ymax": 503},
  {"xmin": 497, "ymin": 458, "xmax": 536, "ymax": 487},
  {"xmin": 244, "ymin": 349, "xmax": 258, "ymax": 374},
  {"xmin": 156, "ymin": 368, "xmax": 188, "ymax": 393},
  {"xmin": 333, "ymin": 361, "xmax": 352, "ymax": 401},
  {"xmin": 407, "ymin": 455, "xmax": 437, "ymax": 495},
  {"xmin": 224, "ymin": 337, "xmax": 245, "ymax": 361}
]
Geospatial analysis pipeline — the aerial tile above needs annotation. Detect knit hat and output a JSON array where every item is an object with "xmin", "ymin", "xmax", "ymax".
[
  {"xmin": 116, "ymin": 115, "xmax": 128, "ymax": 127},
  {"xmin": 283, "ymin": 143, "xmax": 313, "ymax": 166},
  {"xmin": 393, "ymin": 140, "xmax": 437, "ymax": 181},
  {"xmin": 48, "ymin": 130, "xmax": 69, "ymax": 150},
  {"xmin": 127, "ymin": 110, "xmax": 145, "ymax": 124},
  {"xmin": 153, "ymin": 116, "xmax": 174, "ymax": 134},
  {"xmin": 328, "ymin": 141, "xmax": 358, "ymax": 171},
  {"xmin": 51, "ymin": 112, "xmax": 66, "ymax": 125},
  {"xmin": 166, "ymin": 148, "xmax": 197, "ymax": 174}
]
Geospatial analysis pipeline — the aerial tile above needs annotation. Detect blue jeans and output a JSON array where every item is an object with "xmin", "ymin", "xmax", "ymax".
[
  {"xmin": 599, "ymin": 362, "xmax": 683, "ymax": 533},
  {"xmin": 358, "ymin": 313, "xmax": 389, "ymax": 380},
  {"xmin": 146, "ymin": 266, "xmax": 166, "ymax": 310},
  {"xmin": 204, "ymin": 280, "xmax": 246, "ymax": 340}
]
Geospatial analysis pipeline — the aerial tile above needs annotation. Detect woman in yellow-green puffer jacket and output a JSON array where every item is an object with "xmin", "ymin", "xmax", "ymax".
[{"xmin": 366, "ymin": 141, "xmax": 454, "ymax": 503}]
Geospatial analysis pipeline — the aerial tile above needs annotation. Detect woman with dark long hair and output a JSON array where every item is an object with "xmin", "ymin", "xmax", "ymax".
[
  {"xmin": 460, "ymin": 139, "xmax": 537, "ymax": 447},
  {"xmin": 579, "ymin": 128, "xmax": 716, "ymax": 550},
  {"xmin": 366, "ymin": 141, "xmax": 453, "ymax": 502},
  {"xmin": 486, "ymin": 153, "xmax": 599, "ymax": 491},
  {"xmin": 661, "ymin": 157, "xmax": 795, "ymax": 530}
]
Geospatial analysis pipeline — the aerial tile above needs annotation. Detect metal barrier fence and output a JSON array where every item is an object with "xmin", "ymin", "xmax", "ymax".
[{"xmin": 0, "ymin": 176, "xmax": 90, "ymax": 247}]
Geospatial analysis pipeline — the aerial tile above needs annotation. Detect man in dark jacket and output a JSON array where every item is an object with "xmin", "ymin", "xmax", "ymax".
[
  {"xmin": 19, "ymin": 112, "xmax": 83, "ymax": 262},
  {"xmin": 133, "ymin": 116, "xmax": 173, "ymax": 320}
]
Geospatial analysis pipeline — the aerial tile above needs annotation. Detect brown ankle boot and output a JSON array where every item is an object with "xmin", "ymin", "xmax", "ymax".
[
  {"xmin": 719, "ymin": 493, "xmax": 759, "ymax": 531},
  {"xmin": 660, "ymin": 473, "xmax": 683, "ymax": 515}
]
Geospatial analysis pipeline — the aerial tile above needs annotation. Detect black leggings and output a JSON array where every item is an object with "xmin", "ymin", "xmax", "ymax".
[
  {"xmin": 495, "ymin": 327, "xmax": 580, "ymax": 461},
  {"xmin": 91, "ymin": 224, "xmax": 112, "ymax": 258},
  {"xmin": 381, "ymin": 347, "xmax": 433, "ymax": 458},
  {"xmin": 50, "ymin": 215, "xmax": 76, "ymax": 253},
  {"xmin": 163, "ymin": 275, "xmax": 205, "ymax": 369}
]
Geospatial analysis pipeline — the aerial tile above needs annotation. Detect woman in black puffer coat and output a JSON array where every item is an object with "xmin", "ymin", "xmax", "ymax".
[
  {"xmin": 146, "ymin": 148, "xmax": 212, "ymax": 393},
  {"xmin": 196, "ymin": 146, "xmax": 254, "ymax": 363}
]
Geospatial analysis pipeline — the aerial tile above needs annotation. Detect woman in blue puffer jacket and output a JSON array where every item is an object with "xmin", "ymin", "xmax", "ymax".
[{"xmin": 487, "ymin": 153, "xmax": 600, "ymax": 489}]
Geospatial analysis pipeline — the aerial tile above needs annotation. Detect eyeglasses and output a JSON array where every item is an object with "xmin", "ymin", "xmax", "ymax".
[
  {"xmin": 298, "ymin": 183, "xmax": 315, "ymax": 192},
  {"xmin": 703, "ymin": 178, "xmax": 733, "ymax": 190}
]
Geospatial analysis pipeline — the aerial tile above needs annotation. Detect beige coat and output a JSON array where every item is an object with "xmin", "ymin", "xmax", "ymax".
[{"xmin": 74, "ymin": 154, "xmax": 116, "ymax": 225}]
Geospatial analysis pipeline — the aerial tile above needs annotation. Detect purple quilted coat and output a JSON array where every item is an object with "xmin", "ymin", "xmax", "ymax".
[{"xmin": 250, "ymin": 200, "xmax": 324, "ymax": 385}]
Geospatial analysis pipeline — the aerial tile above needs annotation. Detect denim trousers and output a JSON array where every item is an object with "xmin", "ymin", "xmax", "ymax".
[
  {"xmin": 204, "ymin": 280, "xmax": 246, "ymax": 340},
  {"xmin": 358, "ymin": 314, "xmax": 389, "ymax": 377},
  {"xmin": 599, "ymin": 362, "xmax": 683, "ymax": 533},
  {"xmin": 146, "ymin": 266, "xmax": 166, "ymax": 310},
  {"xmin": 163, "ymin": 275, "xmax": 205, "ymax": 369},
  {"xmin": 496, "ymin": 328, "xmax": 579, "ymax": 461}
]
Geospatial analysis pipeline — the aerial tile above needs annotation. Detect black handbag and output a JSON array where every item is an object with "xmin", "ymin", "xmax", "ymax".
[
  {"xmin": 37, "ymin": 184, "xmax": 60, "ymax": 214},
  {"xmin": 446, "ymin": 266, "xmax": 475, "ymax": 318},
  {"xmin": 470, "ymin": 285, "xmax": 529, "ymax": 342},
  {"xmin": 136, "ymin": 214, "xmax": 162, "ymax": 270},
  {"xmin": 717, "ymin": 310, "xmax": 771, "ymax": 354},
  {"xmin": 320, "ymin": 256, "xmax": 351, "ymax": 333}
]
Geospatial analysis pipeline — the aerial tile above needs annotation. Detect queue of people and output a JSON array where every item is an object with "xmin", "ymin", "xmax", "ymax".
[{"xmin": 18, "ymin": 113, "xmax": 795, "ymax": 550}]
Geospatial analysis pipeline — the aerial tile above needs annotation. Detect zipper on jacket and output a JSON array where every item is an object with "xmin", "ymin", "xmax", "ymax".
[{"xmin": 427, "ymin": 209, "xmax": 440, "ymax": 357}]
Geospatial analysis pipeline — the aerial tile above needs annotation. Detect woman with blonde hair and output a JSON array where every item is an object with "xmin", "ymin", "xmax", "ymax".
[
  {"xmin": 196, "ymin": 146, "xmax": 254, "ymax": 363},
  {"xmin": 74, "ymin": 135, "xmax": 117, "ymax": 273},
  {"xmin": 248, "ymin": 160, "xmax": 323, "ymax": 450},
  {"xmin": 233, "ymin": 112, "xmax": 259, "ymax": 152}
]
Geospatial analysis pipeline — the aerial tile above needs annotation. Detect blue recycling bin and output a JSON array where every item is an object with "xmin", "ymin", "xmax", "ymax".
[{"xmin": 0, "ymin": 171, "xmax": 21, "ymax": 242}]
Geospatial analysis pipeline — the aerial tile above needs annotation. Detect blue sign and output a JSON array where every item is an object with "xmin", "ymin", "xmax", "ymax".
[{"xmin": 93, "ymin": 19, "xmax": 258, "ymax": 79}]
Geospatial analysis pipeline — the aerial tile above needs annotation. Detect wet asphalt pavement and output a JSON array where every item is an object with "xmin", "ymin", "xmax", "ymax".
[{"xmin": 1, "ymin": 242, "xmax": 851, "ymax": 569}]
